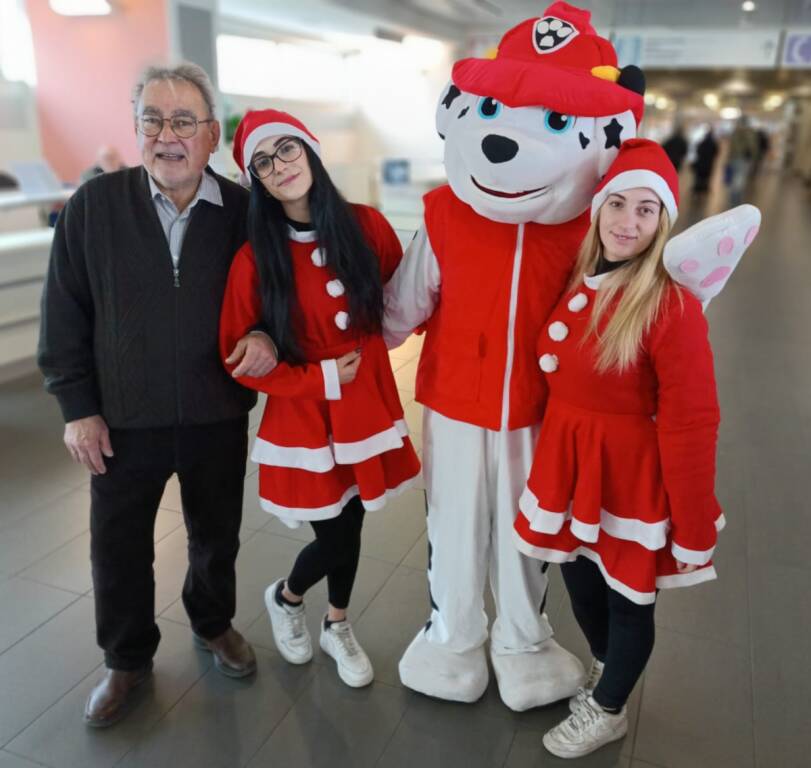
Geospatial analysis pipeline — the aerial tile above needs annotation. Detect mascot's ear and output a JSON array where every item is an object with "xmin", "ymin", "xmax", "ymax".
[
  {"xmin": 435, "ymin": 80, "xmax": 465, "ymax": 141},
  {"xmin": 618, "ymin": 65, "xmax": 646, "ymax": 96},
  {"xmin": 595, "ymin": 109, "xmax": 638, "ymax": 177}
]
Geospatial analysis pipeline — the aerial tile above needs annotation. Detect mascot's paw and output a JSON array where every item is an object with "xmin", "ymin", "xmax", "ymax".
[
  {"xmin": 664, "ymin": 204, "xmax": 761, "ymax": 306},
  {"xmin": 491, "ymin": 638, "xmax": 585, "ymax": 711},
  {"xmin": 398, "ymin": 631, "xmax": 489, "ymax": 703}
]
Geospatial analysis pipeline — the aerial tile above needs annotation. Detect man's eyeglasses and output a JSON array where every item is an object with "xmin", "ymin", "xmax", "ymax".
[
  {"xmin": 248, "ymin": 138, "xmax": 303, "ymax": 179},
  {"xmin": 137, "ymin": 114, "xmax": 214, "ymax": 139}
]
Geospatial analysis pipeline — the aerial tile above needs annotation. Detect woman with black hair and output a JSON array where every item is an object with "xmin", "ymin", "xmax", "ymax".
[{"xmin": 220, "ymin": 110, "xmax": 420, "ymax": 687}]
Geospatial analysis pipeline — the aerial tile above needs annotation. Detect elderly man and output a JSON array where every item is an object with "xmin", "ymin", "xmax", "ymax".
[{"xmin": 38, "ymin": 63, "xmax": 275, "ymax": 727}]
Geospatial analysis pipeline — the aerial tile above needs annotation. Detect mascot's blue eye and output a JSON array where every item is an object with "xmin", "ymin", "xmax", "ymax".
[
  {"xmin": 477, "ymin": 97, "xmax": 502, "ymax": 119},
  {"xmin": 544, "ymin": 111, "xmax": 574, "ymax": 133}
]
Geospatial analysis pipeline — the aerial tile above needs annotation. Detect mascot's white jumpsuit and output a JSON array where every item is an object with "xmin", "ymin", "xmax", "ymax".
[{"xmin": 384, "ymin": 1, "xmax": 759, "ymax": 710}]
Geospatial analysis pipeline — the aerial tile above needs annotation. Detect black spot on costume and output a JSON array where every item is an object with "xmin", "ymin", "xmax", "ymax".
[
  {"xmin": 603, "ymin": 118, "xmax": 623, "ymax": 149},
  {"xmin": 441, "ymin": 85, "xmax": 462, "ymax": 109}
]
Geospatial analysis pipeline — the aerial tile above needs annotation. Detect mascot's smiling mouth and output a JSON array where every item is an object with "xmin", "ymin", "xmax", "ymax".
[{"xmin": 471, "ymin": 176, "xmax": 549, "ymax": 200}]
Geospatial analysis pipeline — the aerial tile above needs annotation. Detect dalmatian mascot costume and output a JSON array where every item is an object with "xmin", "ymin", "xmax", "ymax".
[{"xmin": 384, "ymin": 1, "xmax": 759, "ymax": 711}]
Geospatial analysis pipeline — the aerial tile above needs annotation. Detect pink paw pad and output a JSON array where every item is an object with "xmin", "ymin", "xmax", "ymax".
[
  {"xmin": 717, "ymin": 236, "xmax": 735, "ymax": 257},
  {"xmin": 744, "ymin": 226, "xmax": 759, "ymax": 246},
  {"xmin": 700, "ymin": 266, "xmax": 732, "ymax": 288},
  {"xmin": 678, "ymin": 259, "xmax": 700, "ymax": 274}
]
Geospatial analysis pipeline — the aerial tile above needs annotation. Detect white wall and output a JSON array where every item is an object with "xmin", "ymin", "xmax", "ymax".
[
  {"xmin": 0, "ymin": 78, "xmax": 42, "ymax": 191},
  {"xmin": 790, "ymin": 99, "xmax": 811, "ymax": 181},
  {"xmin": 214, "ymin": 17, "xmax": 457, "ymax": 206},
  {"xmin": 214, "ymin": 92, "xmax": 368, "ymax": 201}
]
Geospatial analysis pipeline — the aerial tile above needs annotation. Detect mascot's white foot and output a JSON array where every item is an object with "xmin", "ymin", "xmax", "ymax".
[
  {"xmin": 491, "ymin": 638, "xmax": 585, "ymax": 712},
  {"xmin": 398, "ymin": 631, "xmax": 489, "ymax": 703}
]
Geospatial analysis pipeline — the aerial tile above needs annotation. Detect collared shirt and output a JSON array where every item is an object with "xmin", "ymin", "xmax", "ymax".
[{"xmin": 148, "ymin": 170, "xmax": 223, "ymax": 268}]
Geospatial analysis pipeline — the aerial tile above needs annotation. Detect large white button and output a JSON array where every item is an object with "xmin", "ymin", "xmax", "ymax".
[
  {"xmin": 548, "ymin": 321, "xmax": 569, "ymax": 342},
  {"xmin": 539, "ymin": 353, "xmax": 559, "ymax": 373},
  {"xmin": 311, "ymin": 248, "xmax": 326, "ymax": 267},
  {"xmin": 568, "ymin": 292, "xmax": 588, "ymax": 312},
  {"xmin": 326, "ymin": 279, "xmax": 345, "ymax": 298},
  {"xmin": 335, "ymin": 311, "xmax": 350, "ymax": 330}
]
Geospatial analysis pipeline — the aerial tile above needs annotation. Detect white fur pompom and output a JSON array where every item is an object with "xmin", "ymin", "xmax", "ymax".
[
  {"xmin": 326, "ymin": 279, "xmax": 345, "ymax": 297},
  {"xmin": 548, "ymin": 321, "xmax": 569, "ymax": 342},
  {"xmin": 567, "ymin": 293, "xmax": 588, "ymax": 312},
  {"xmin": 539, "ymin": 353, "xmax": 559, "ymax": 373}
]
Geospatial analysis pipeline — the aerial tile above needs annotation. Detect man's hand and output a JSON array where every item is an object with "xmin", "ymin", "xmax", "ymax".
[
  {"xmin": 675, "ymin": 560, "xmax": 699, "ymax": 574},
  {"xmin": 336, "ymin": 350, "xmax": 361, "ymax": 384},
  {"xmin": 226, "ymin": 332, "xmax": 278, "ymax": 378},
  {"xmin": 64, "ymin": 415, "xmax": 113, "ymax": 475}
]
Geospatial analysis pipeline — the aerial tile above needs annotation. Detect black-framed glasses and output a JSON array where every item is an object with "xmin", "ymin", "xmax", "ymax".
[
  {"xmin": 249, "ymin": 138, "xmax": 303, "ymax": 179},
  {"xmin": 137, "ymin": 114, "xmax": 214, "ymax": 139}
]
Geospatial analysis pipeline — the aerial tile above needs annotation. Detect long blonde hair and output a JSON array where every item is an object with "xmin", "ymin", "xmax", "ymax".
[{"xmin": 570, "ymin": 207, "xmax": 680, "ymax": 374}]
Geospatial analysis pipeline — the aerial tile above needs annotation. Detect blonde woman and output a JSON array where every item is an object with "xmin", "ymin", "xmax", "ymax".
[{"xmin": 513, "ymin": 139, "xmax": 724, "ymax": 758}]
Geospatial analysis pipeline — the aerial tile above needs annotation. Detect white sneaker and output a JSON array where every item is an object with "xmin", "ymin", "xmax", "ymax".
[
  {"xmin": 569, "ymin": 657, "xmax": 605, "ymax": 713},
  {"xmin": 319, "ymin": 617, "xmax": 374, "ymax": 688},
  {"xmin": 264, "ymin": 579, "xmax": 312, "ymax": 665},
  {"xmin": 544, "ymin": 695, "xmax": 628, "ymax": 759}
]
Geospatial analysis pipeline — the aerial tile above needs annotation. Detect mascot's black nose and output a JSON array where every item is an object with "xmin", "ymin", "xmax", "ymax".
[{"xmin": 481, "ymin": 134, "xmax": 519, "ymax": 164}]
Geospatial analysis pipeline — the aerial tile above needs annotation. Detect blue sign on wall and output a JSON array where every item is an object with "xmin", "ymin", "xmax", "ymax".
[{"xmin": 783, "ymin": 32, "xmax": 811, "ymax": 68}]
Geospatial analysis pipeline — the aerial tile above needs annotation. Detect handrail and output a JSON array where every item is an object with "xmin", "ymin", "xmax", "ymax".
[{"xmin": 0, "ymin": 189, "xmax": 74, "ymax": 212}]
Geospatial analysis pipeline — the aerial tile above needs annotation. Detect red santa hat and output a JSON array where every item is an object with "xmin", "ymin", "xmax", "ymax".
[
  {"xmin": 452, "ymin": 1, "xmax": 645, "ymax": 123},
  {"xmin": 591, "ymin": 138, "xmax": 680, "ymax": 224},
  {"xmin": 232, "ymin": 109, "xmax": 321, "ymax": 174}
]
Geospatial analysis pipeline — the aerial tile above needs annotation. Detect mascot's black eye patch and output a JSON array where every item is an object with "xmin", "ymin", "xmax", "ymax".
[
  {"xmin": 458, "ymin": 106, "xmax": 469, "ymax": 119},
  {"xmin": 438, "ymin": 132, "xmax": 446, "ymax": 140},
  {"xmin": 603, "ymin": 118, "xmax": 623, "ymax": 150},
  {"xmin": 579, "ymin": 132, "xmax": 590, "ymax": 149},
  {"xmin": 442, "ymin": 85, "xmax": 462, "ymax": 109}
]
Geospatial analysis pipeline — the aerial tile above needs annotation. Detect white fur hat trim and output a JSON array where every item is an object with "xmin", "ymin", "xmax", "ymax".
[{"xmin": 591, "ymin": 169, "xmax": 678, "ymax": 224}]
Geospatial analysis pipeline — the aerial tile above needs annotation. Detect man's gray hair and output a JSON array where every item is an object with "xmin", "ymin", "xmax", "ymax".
[{"xmin": 132, "ymin": 62, "xmax": 216, "ymax": 118}]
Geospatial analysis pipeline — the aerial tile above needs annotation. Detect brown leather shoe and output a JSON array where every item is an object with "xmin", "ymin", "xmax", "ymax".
[
  {"xmin": 83, "ymin": 661, "xmax": 153, "ymax": 728},
  {"xmin": 193, "ymin": 627, "xmax": 257, "ymax": 678}
]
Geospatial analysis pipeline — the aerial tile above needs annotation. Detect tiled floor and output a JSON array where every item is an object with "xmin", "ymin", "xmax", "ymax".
[{"xmin": 0, "ymin": 173, "xmax": 809, "ymax": 767}]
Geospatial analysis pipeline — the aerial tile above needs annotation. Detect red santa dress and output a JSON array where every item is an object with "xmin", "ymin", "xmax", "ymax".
[
  {"xmin": 513, "ymin": 272, "xmax": 723, "ymax": 604},
  {"xmin": 220, "ymin": 204, "xmax": 421, "ymax": 528}
]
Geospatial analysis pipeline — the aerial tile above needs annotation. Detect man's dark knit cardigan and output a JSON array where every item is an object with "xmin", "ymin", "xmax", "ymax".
[{"xmin": 38, "ymin": 166, "xmax": 257, "ymax": 429}]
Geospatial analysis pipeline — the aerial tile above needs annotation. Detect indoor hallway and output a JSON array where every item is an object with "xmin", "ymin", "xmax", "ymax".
[{"xmin": 0, "ymin": 172, "xmax": 807, "ymax": 768}]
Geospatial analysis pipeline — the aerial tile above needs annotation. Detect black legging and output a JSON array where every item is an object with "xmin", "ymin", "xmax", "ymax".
[
  {"xmin": 561, "ymin": 556, "xmax": 656, "ymax": 711},
  {"xmin": 286, "ymin": 495, "xmax": 365, "ymax": 610}
]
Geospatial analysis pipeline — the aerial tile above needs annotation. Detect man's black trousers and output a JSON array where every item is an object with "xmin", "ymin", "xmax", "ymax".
[{"xmin": 89, "ymin": 416, "xmax": 248, "ymax": 670}]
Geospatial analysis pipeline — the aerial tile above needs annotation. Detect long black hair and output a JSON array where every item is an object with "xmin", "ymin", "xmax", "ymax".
[{"xmin": 247, "ymin": 142, "xmax": 384, "ymax": 364}]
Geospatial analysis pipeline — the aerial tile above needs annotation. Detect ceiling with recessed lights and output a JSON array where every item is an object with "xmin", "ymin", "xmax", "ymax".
[{"xmin": 220, "ymin": 0, "xmax": 811, "ymax": 111}]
